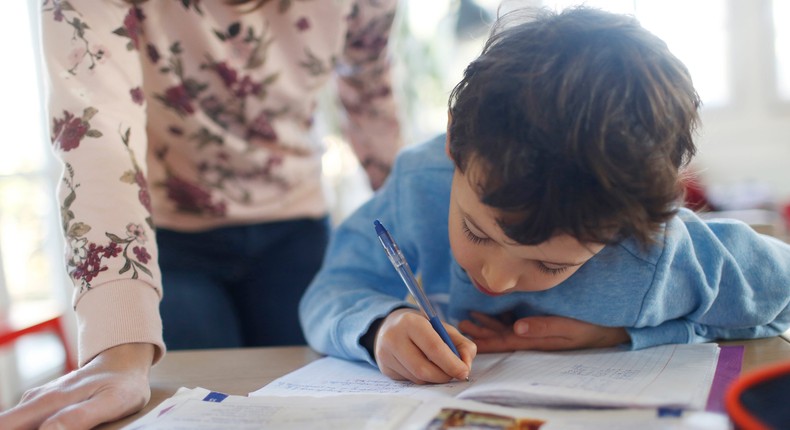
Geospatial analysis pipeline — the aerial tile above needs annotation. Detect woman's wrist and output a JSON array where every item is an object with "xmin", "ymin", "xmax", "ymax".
[{"xmin": 89, "ymin": 343, "xmax": 156, "ymax": 373}]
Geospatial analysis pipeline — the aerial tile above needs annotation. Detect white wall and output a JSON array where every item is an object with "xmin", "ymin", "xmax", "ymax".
[{"xmin": 684, "ymin": 0, "xmax": 790, "ymax": 206}]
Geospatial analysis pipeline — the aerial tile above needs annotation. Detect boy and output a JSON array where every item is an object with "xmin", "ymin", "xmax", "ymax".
[{"xmin": 299, "ymin": 7, "xmax": 790, "ymax": 384}]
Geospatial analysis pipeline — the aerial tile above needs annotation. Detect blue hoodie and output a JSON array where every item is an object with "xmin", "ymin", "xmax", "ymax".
[{"xmin": 299, "ymin": 135, "xmax": 790, "ymax": 365}]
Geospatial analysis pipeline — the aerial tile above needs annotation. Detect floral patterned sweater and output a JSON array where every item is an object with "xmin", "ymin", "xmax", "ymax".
[{"xmin": 40, "ymin": 0, "xmax": 402, "ymax": 366}]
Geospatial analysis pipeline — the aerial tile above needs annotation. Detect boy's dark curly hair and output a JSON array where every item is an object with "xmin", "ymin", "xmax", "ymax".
[{"xmin": 448, "ymin": 6, "xmax": 700, "ymax": 246}]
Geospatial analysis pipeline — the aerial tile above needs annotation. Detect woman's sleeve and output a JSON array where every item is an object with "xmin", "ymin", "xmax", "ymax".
[
  {"xmin": 336, "ymin": 0, "xmax": 403, "ymax": 190},
  {"xmin": 40, "ymin": 0, "xmax": 164, "ymax": 366}
]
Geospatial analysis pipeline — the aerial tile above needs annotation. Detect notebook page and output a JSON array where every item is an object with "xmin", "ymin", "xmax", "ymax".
[
  {"xmin": 250, "ymin": 353, "xmax": 508, "ymax": 400},
  {"xmin": 458, "ymin": 343, "xmax": 720, "ymax": 409}
]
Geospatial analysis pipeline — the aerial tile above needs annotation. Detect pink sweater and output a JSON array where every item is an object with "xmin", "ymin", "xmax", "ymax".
[{"xmin": 40, "ymin": 0, "xmax": 401, "ymax": 366}]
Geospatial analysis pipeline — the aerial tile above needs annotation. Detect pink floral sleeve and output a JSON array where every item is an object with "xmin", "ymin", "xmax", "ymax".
[
  {"xmin": 337, "ymin": 0, "xmax": 403, "ymax": 190},
  {"xmin": 41, "ymin": 0, "xmax": 164, "ymax": 366}
]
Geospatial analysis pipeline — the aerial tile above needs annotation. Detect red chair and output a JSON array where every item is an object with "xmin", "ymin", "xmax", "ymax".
[{"xmin": 0, "ymin": 304, "xmax": 76, "ymax": 374}]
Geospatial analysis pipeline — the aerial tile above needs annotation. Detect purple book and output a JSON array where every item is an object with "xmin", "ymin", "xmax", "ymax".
[{"xmin": 705, "ymin": 345, "xmax": 744, "ymax": 413}]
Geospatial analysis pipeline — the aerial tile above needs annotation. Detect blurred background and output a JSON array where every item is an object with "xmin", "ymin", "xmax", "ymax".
[{"xmin": 1, "ymin": 0, "xmax": 788, "ymax": 408}]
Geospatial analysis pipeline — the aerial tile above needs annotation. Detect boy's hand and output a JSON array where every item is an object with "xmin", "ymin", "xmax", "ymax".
[
  {"xmin": 374, "ymin": 308, "xmax": 475, "ymax": 383},
  {"xmin": 459, "ymin": 311, "xmax": 630, "ymax": 352}
]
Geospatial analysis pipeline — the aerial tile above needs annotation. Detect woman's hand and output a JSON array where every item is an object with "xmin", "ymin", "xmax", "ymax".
[
  {"xmin": 459, "ymin": 312, "xmax": 630, "ymax": 353},
  {"xmin": 0, "ymin": 343, "xmax": 154, "ymax": 430},
  {"xmin": 374, "ymin": 308, "xmax": 475, "ymax": 384}
]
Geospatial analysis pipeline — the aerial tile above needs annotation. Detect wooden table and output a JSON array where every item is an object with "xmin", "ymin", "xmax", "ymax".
[{"xmin": 98, "ymin": 336, "xmax": 790, "ymax": 429}]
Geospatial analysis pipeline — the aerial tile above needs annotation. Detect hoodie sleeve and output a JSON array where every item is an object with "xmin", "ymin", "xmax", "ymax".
[
  {"xmin": 299, "ymin": 146, "xmax": 421, "ymax": 365},
  {"xmin": 627, "ymin": 211, "xmax": 790, "ymax": 349}
]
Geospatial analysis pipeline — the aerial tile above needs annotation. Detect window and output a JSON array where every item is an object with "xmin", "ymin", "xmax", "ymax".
[
  {"xmin": 774, "ymin": 0, "xmax": 790, "ymax": 100},
  {"xmin": 0, "ymin": 0, "xmax": 65, "ymax": 313},
  {"xmin": 545, "ymin": 0, "xmax": 729, "ymax": 107},
  {"xmin": 0, "ymin": 1, "xmax": 71, "ymax": 406}
]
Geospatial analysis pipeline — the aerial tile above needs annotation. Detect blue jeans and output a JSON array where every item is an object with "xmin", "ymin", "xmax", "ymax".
[{"xmin": 157, "ymin": 217, "xmax": 329, "ymax": 350}]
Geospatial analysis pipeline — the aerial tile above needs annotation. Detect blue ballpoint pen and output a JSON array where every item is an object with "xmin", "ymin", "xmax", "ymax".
[{"xmin": 374, "ymin": 219, "xmax": 461, "ymax": 358}]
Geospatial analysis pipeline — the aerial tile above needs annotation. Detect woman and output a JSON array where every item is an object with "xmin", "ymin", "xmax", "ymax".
[{"xmin": 0, "ymin": 0, "xmax": 400, "ymax": 427}]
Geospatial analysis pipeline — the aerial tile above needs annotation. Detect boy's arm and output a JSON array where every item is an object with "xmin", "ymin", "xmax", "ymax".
[
  {"xmin": 628, "ymin": 216, "xmax": 790, "ymax": 349},
  {"xmin": 460, "ymin": 312, "xmax": 630, "ymax": 352},
  {"xmin": 628, "ymin": 316, "xmax": 790, "ymax": 350},
  {"xmin": 299, "ymin": 141, "xmax": 474, "ymax": 381},
  {"xmin": 298, "ymin": 191, "xmax": 474, "ymax": 376},
  {"xmin": 299, "ymin": 153, "xmax": 417, "ymax": 364}
]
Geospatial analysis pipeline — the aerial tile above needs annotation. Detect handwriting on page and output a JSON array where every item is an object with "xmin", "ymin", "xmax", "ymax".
[
  {"xmin": 251, "ymin": 345, "xmax": 719, "ymax": 409},
  {"xmin": 562, "ymin": 365, "xmax": 640, "ymax": 380},
  {"xmin": 274, "ymin": 378, "xmax": 416, "ymax": 394},
  {"xmin": 250, "ymin": 354, "xmax": 508, "ymax": 399},
  {"xmin": 474, "ymin": 345, "xmax": 674, "ymax": 394},
  {"xmin": 457, "ymin": 344, "xmax": 720, "ymax": 409},
  {"xmin": 251, "ymin": 356, "xmax": 471, "ymax": 398}
]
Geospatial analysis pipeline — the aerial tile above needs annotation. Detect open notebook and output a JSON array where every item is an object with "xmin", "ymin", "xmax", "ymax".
[
  {"xmin": 124, "ymin": 344, "xmax": 729, "ymax": 429},
  {"xmin": 251, "ymin": 343, "xmax": 720, "ymax": 410}
]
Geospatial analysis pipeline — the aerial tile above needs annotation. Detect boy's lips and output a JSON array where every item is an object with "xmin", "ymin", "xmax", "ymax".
[{"xmin": 472, "ymin": 277, "xmax": 505, "ymax": 297}]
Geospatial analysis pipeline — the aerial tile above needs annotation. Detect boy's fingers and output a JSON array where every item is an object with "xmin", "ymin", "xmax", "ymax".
[
  {"xmin": 402, "ymin": 348, "xmax": 455, "ymax": 384},
  {"xmin": 381, "ymin": 353, "xmax": 420, "ymax": 383},
  {"xmin": 474, "ymin": 334, "xmax": 573, "ymax": 352},
  {"xmin": 378, "ymin": 310, "xmax": 472, "ymax": 382},
  {"xmin": 377, "ymin": 333, "xmax": 428, "ymax": 384},
  {"xmin": 412, "ymin": 324, "xmax": 470, "ymax": 382},
  {"xmin": 470, "ymin": 311, "xmax": 507, "ymax": 329},
  {"xmin": 447, "ymin": 326, "xmax": 476, "ymax": 377},
  {"xmin": 458, "ymin": 319, "xmax": 499, "ymax": 338},
  {"xmin": 514, "ymin": 316, "xmax": 564, "ymax": 337}
]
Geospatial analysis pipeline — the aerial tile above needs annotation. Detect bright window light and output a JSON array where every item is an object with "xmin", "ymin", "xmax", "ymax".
[
  {"xmin": 774, "ymin": 0, "xmax": 790, "ymax": 100},
  {"xmin": 543, "ymin": 0, "xmax": 729, "ymax": 107}
]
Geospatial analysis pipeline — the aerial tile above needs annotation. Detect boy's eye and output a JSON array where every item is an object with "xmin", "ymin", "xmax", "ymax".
[
  {"xmin": 461, "ymin": 218, "xmax": 492, "ymax": 245},
  {"xmin": 537, "ymin": 262, "xmax": 569, "ymax": 276}
]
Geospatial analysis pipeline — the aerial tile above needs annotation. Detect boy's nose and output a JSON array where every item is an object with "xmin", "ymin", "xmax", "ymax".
[{"xmin": 481, "ymin": 260, "xmax": 519, "ymax": 293}]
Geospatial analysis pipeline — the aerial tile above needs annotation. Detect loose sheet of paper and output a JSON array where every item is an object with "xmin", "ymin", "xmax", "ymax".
[{"xmin": 123, "ymin": 387, "xmax": 420, "ymax": 430}]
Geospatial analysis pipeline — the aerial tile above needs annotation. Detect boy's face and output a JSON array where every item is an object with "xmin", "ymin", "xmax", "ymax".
[{"xmin": 447, "ymin": 166, "xmax": 604, "ymax": 295}]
